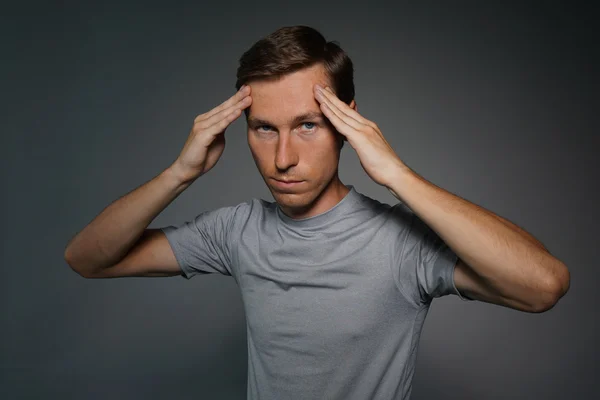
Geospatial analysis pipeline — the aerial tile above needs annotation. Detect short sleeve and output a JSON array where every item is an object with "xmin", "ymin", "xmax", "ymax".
[
  {"xmin": 392, "ymin": 204, "xmax": 473, "ymax": 305},
  {"xmin": 160, "ymin": 205, "xmax": 239, "ymax": 279}
]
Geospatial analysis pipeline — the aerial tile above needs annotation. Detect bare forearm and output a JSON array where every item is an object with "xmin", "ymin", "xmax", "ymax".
[
  {"xmin": 64, "ymin": 166, "xmax": 190, "ymax": 273},
  {"xmin": 387, "ymin": 165, "xmax": 569, "ymax": 302}
]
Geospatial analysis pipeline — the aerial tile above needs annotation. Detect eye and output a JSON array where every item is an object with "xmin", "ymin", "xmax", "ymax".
[
  {"xmin": 301, "ymin": 122, "xmax": 316, "ymax": 130},
  {"xmin": 257, "ymin": 125, "xmax": 272, "ymax": 132}
]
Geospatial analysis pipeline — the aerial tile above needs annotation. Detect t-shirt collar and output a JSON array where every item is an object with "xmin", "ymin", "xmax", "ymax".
[{"xmin": 276, "ymin": 185, "xmax": 360, "ymax": 229}]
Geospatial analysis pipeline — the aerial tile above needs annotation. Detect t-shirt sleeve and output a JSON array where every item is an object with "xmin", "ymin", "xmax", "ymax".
[
  {"xmin": 392, "ymin": 203, "xmax": 473, "ymax": 305},
  {"xmin": 160, "ymin": 204, "xmax": 240, "ymax": 279}
]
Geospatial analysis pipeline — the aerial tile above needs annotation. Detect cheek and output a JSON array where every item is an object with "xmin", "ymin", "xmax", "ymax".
[
  {"xmin": 247, "ymin": 132, "xmax": 263, "ymax": 152},
  {"xmin": 247, "ymin": 137, "xmax": 278, "ymax": 173},
  {"xmin": 247, "ymin": 135, "xmax": 264, "ymax": 164},
  {"xmin": 318, "ymin": 129, "xmax": 342, "ymax": 152},
  {"xmin": 309, "ymin": 141, "xmax": 339, "ymax": 166}
]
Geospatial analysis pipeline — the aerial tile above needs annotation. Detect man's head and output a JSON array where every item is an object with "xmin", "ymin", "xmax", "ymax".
[{"xmin": 235, "ymin": 26, "xmax": 356, "ymax": 218}]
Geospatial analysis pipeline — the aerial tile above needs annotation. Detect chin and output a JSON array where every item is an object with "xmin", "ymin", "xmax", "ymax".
[
  {"xmin": 270, "ymin": 187, "xmax": 314, "ymax": 208},
  {"xmin": 271, "ymin": 189, "xmax": 307, "ymax": 202}
]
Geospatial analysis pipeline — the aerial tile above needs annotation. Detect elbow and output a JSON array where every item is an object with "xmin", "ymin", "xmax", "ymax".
[
  {"xmin": 64, "ymin": 256, "xmax": 84, "ymax": 278},
  {"xmin": 64, "ymin": 250, "xmax": 94, "ymax": 279},
  {"xmin": 530, "ymin": 263, "xmax": 571, "ymax": 313}
]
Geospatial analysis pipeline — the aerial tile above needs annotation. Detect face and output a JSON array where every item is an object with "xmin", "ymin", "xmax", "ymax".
[{"xmin": 245, "ymin": 63, "xmax": 357, "ymax": 219}]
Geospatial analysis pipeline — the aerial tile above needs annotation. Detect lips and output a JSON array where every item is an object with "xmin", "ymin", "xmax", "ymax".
[
  {"xmin": 272, "ymin": 178, "xmax": 304, "ymax": 189},
  {"xmin": 275, "ymin": 179, "xmax": 302, "ymax": 183}
]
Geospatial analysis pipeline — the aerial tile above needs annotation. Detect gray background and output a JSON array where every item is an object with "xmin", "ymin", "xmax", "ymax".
[{"xmin": 1, "ymin": 1, "xmax": 597, "ymax": 399}]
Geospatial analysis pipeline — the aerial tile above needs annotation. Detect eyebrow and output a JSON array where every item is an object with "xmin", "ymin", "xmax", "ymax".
[{"xmin": 247, "ymin": 111, "xmax": 325, "ymax": 128}]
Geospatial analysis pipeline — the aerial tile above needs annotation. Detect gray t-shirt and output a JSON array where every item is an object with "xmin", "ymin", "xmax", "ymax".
[{"xmin": 161, "ymin": 185, "xmax": 472, "ymax": 400}]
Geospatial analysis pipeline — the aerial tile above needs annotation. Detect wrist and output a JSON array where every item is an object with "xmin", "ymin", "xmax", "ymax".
[{"xmin": 163, "ymin": 164, "xmax": 196, "ymax": 190}]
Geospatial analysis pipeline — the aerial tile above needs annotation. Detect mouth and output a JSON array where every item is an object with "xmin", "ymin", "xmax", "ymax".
[{"xmin": 272, "ymin": 178, "xmax": 304, "ymax": 190}]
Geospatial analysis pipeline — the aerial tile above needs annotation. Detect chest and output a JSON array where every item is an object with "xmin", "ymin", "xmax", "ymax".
[{"xmin": 235, "ymin": 230, "xmax": 406, "ymax": 351}]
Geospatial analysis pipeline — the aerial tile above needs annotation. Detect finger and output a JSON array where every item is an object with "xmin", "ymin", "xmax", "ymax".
[
  {"xmin": 199, "ymin": 106, "xmax": 244, "ymax": 140},
  {"xmin": 319, "ymin": 102, "xmax": 357, "ymax": 141},
  {"xmin": 198, "ymin": 85, "xmax": 251, "ymax": 122},
  {"xmin": 319, "ymin": 86, "xmax": 375, "ymax": 129},
  {"xmin": 204, "ymin": 85, "xmax": 250, "ymax": 120},
  {"xmin": 210, "ymin": 107, "xmax": 244, "ymax": 133},
  {"xmin": 321, "ymin": 86, "xmax": 369, "ymax": 127},
  {"xmin": 198, "ymin": 95, "xmax": 252, "ymax": 129},
  {"xmin": 315, "ymin": 88, "xmax": 363, "ymax": 131}
]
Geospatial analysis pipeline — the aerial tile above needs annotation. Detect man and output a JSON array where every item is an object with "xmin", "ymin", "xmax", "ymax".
[{"xmin": 65, "ymin": 25, "xmax": 570, "ymax": 399}]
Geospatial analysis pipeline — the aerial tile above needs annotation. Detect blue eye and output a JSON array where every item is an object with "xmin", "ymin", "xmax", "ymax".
[{"xmin": 255, "ymin": 122, "xmax": 316, "ymax": 133}]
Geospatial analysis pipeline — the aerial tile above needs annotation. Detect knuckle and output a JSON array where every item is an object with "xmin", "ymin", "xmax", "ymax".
[
  {"xmin": 194, "ymin": 121, "xmax": 207, "ymax": 131},
  {"xmin": 363, "ymin": 126, "xmax": 375, "ymax": 136}
]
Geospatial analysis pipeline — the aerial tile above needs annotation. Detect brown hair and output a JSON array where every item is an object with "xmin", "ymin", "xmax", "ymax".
[{"xmin": 235, "ymin": 25, "xmax": 355, "ymax": 148}]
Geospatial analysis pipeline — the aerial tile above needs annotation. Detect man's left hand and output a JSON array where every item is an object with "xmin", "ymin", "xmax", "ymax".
[{"xmin": 314, "ymin": 84, "xmax": 406, "ymax": 187}]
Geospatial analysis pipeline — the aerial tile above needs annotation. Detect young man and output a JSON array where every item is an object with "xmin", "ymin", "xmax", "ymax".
[{"xmin": 65, "ymin": 25, "xmax": 570, "ymax": 400}]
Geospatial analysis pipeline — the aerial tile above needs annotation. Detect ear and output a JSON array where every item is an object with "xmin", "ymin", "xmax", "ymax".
[{"xmin": 349, "ymin": 99, "xmax": 357, "ymax": 112}]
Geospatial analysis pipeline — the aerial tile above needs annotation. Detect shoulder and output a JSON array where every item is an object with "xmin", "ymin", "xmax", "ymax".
[
  {"xmin": 208, "ymin": 197, "xmax": 273, "ymax": 228},
  {"xmin": 389, "ymin": 201, "xmax": 415, "ymax": 224},
  {"xmin": 356, "ymin": 190, "xmax": 413, "ymax": 225},
  {"xmin": 352, "ymin": 190, "xmax": 392, "ymax": 215}
]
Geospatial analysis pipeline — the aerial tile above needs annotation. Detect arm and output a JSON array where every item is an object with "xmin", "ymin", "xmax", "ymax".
[
  {"xmin": 311, "ymin": 84, "xmax": 570, "ymax": 313},
  {"xmin": 64, "ymin": 167, "xmax": 192, "ymax": 278},
  {"xmin": 64, "ymin": 84, "xmax": 253, "ymax": 278},
  {"xmin": 387, "ymin": 166, "xmax": 571, "ymax": 313}
]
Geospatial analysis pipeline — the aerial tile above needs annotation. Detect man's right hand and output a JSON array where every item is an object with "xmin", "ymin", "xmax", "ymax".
[{"xmin": 170, "ymin": 85, "xmax": 252, "ymax": 184}]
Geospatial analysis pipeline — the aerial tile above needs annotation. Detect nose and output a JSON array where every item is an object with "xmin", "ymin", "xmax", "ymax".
[{"xmin": 275, "ymin": 132, "xmax": 299, "ymax": 172}]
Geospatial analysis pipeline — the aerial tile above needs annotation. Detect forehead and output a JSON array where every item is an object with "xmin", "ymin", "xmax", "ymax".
[{"xmin": 247, "ymin": 63, "xmax": 331, "ymax": 124}]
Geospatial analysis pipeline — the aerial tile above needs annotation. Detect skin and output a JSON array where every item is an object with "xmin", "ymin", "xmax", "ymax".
[
  {"xmin": 166, "ymin": 59, "xmax": 569, "ymax": 312},
  {"xmin": 310, "ymin": 80, "xmax": 570, "ymax": 312},
  {"xmin": 244, "ymin": 63, "xmax": 357, "ymax": 220}
]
